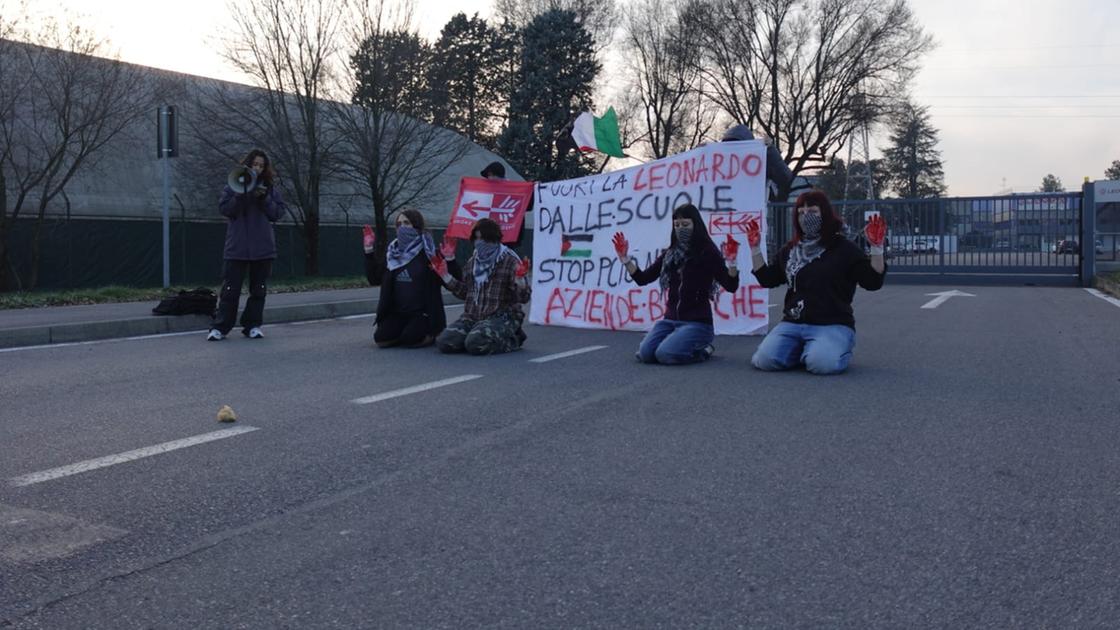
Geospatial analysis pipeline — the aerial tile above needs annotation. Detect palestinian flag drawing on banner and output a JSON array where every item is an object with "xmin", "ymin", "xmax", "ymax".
[{"xmin": 561, "ymin": 233, "xmax": 594, "ymax": 257}]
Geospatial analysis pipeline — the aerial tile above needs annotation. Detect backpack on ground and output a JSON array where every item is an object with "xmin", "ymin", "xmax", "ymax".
[{"xmin": 152, "ymin": 288, "xmax": 217, "ymax": 316}]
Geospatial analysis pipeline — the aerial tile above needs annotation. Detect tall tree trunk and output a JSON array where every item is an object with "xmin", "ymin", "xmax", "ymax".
[
  {"xmin": 28, "ymin": 199, "xmax": 49, "ymax": 290},
  {"xmin": 304, "ymin": 212, "xmax": 320, "ymax": 276},
  {"xmin": 0, "ymin": 225, "xmax": 20, "ymax": 292}
]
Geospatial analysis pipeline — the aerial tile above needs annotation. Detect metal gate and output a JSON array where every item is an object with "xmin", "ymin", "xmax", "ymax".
[{"xmin": 767, "ymin": 193, "xmax": 1083, "ymax": 286}]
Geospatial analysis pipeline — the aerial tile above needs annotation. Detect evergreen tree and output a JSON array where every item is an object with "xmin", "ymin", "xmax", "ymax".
[
  {"xmin": 498, "ymin": 9, "xmax": 599, "ymax": 181},
  {"xmin": 428, "ymin": 13, "xmax": 505, "ymax": 147},
  {"xmin": 881, "ymin": 101, "xmax": 946, "ymax": 198},
  {"xmin": 1038, "ymin": 174, "xmax": 1064, "ymax": 193},
  {"xmin": 351, "ymin": 29, "xmax": 433, "ymax": 121},
  {"xmin": 491, "ymin": 20, "xmax": 523, "ymax": 141},
  {"xmin": 1104, "ymin": 160, "xmax": 1120, "ymax": 181}
]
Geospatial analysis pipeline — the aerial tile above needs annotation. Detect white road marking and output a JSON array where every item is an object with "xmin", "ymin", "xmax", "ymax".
[
  {"xmin": 529, "ymin": 345, "xmax": 608, "ymax": 363},
  {"xmin": 291, "ymin": 313, "xmax": 375, "ymax": 325},
  {"xmin": 8, "ymin": 426, "xmax": 260, "ymax": 487},
  {"xmin": 0, "ymin": 329, "xmax": 202, "ymax": 353},
  {"xmin": 921, "ymin": 290, "xmax": 976, "ymax": 309},
  {"xmin": 1085, "ymin": 288, "xmax": 1120, "ymax": 308},
  {"xmin": 351, "ymin": 374, "xmax": 484, "ymax": 405}
]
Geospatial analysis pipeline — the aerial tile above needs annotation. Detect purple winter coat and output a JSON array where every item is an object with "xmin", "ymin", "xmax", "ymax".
[{"xmin": 218, "ymin": 185, "xmax": 286, "ymax": 260}]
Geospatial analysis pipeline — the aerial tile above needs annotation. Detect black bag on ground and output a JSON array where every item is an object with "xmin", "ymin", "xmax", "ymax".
[{"xmin": 152, "ymin": 288, "xmax": 217, "ymax": 316}]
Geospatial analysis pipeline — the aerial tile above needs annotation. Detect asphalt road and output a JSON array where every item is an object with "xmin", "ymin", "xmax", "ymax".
[{"xmin": 2, "ymin": 286, "xmax": 1119, "ymax": 629}]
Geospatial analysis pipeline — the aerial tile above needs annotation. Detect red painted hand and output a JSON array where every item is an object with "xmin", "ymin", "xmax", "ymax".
[
  {"xmin": 612, "ymin": 232, "xmax": 629, "ymax": 260},
  {"xmin": 429, "ymin": 254, "xmax": 448, "ymax": 278},
  {"xmin": 362, "ymin": 224, "xmax": 375, "ymax": 253},
  {"xmin": 721, "ymin": 235, "xmax": 740, "ymax": 262},
  {"xmin": 866, "ymin": 215, "xmax": 886, "ymax": 247},
  {"xmin": 745, "ymin": 217, "xmax": 761, "ymax": 248},
  {"xmin": 439, "ymin": 236, "xmax": 458, "ymax": 259},
  {"xmin": 515, "ymin": 257, "xmax": 531, "ymax": 278}
]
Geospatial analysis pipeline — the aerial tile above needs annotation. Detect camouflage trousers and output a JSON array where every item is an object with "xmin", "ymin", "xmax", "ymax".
[{"xmin": 436, "ymin": 311, "xmax": 525, "ymax": 355}]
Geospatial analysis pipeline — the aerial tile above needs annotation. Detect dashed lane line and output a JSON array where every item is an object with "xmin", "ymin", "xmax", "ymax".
[
  {"xmin": 350, "ymin": 375, "xmax": 484, "ymax": 405},
  {"xmin": 8, "ymin": 426, "xmax": 260, "ymax": 487},
  {"xmin": 529, "ymin": 345, "xmax": 609, "ymax": 363}
]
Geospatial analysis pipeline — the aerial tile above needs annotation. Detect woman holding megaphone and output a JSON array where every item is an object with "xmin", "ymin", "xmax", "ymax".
[{"xmin": 207, "ymin": 148, "xmax": 286, "ymax": 341}]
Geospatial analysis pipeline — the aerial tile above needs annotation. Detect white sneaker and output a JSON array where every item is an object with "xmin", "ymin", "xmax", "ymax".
[
  {"xmin": 247, "ymin": 327, "xmax": 264, "ymax": 339},
  {"xmin": 206, "ymin": 329, "xmax": 224, "ymax": 341}
]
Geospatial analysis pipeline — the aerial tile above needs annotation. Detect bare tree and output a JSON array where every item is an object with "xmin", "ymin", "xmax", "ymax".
[
  {"xmin": 0, "ymin": 16, "xmax": 150, "ymax": 290},
  {"xmin": 622, "ymin": 0, "xmax": 715, "ymax": 159},
  {"xmin": 683, "ymin": 0, "xmax": 933, "ymax": 177},
  {"xmin": 220, "ymin": 0, "xmax": 349, "ymax": 275},
  {"xmin": 332, "ymin": 0, "xmax": 472, "ymax": 278},
  {"xmin": 0, "ymin": 4, "xmax": 27, "ymax": 277}
]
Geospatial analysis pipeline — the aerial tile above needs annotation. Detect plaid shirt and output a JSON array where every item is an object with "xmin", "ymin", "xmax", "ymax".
[{"xmin": 447, "ymin": 253, "xmax": 531, "ymax": 320}]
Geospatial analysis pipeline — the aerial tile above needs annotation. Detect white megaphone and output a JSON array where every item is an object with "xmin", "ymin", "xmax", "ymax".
[{"xmin": 227, "ymin": 165, "xmax": 259, "ymax": 194}]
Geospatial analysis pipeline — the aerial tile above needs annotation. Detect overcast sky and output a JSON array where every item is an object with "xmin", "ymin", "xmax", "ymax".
[{"xmin": 33, "ymin": 0, "xmax": 1120, "ymax": 196}]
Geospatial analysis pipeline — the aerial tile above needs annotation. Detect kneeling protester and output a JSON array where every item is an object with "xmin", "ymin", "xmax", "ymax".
[{"xmin": 433, "ymin": 218, "xmax": 531, "ymax": 355}]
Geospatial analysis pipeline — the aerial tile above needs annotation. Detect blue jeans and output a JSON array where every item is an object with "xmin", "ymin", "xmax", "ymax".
[
  {"xmin": 751, "ymin": 321, "xmax": 856, "ymax": 375},
  {"xmin": 637, "ymin": 319, "xmax": 715, "ymax": 365}
]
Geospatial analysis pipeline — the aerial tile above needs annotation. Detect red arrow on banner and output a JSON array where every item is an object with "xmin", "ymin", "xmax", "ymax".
[{"xmin": 461, "ymin": 200, "xmax": 489, "ymax": 218}]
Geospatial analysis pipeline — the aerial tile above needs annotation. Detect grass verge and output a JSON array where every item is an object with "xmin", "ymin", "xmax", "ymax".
[{"xmin": 1095, "ymin": 270, "xmax": 1120, "ymax": 299}]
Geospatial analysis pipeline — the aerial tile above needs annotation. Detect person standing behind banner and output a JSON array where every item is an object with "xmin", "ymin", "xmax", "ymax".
[
  {"xmin": 612, "ymin": 204, "xmax": 740, "ymax": 365},
  {"xmin": 480, "ymin": 161, "xmax": 506, "ymax": 180},
  {"xmin": 431, "ymin": 218, "xmax": 531, "ymax": 355},
  {"xmin": 362, "ymin": 209, "xmax": 453, "ymax": 348},
  {"xmin": 748, "ymin": 190, "xmax": 887, "ymax": 375},
  {"xmin": 720, "ymin": 124, "xmax": 795, "ymax": 202},
  {"xmin": 208, "ymin": 148, "xmax": 286, "ymax": 341},
  {"xmin": 479, "ymin": 160, "xmax": 530, "ymax": 248}
]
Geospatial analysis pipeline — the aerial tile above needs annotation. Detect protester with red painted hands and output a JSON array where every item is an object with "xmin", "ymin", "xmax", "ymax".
[
  {"xmin": 361, "ymin": 209, "xmax": 451, "ymax": 348},
  {"xmin": 613, "ymin": 203, "xmax": 740, "ymax": 365},
  {"xmin": 430, "ymin": 218, "xmax": 531, "ymax": 355},
  {"xmin": 748, "ymin": 190, "xmax": 886, "ymax": 375}
]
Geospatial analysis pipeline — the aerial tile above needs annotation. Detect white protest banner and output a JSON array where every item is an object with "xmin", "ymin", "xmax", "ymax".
[{"xmin": 530, "ymin": 142, "xmax": 769, "ymax": 335}]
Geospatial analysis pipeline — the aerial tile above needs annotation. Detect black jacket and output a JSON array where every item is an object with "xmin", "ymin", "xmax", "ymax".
[
  {"xmin": 218, "ymin": 185, "xmax": 285, "ymax": 260},
  {"xmin": 752, "ymin": 235, "xmax": 885, "ymax": 329},
  {"xmin": 365, "ymin": 252, "xmax": 456, "ymax": 334},
  {"xmin": 631, "ymin": 246, "xmax": 739, "ymax": 324}
]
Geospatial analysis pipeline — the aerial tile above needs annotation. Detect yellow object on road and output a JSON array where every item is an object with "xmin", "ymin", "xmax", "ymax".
[{"xmin": 217, "ymin": 405, "xmax": 238, "ymax": 423}]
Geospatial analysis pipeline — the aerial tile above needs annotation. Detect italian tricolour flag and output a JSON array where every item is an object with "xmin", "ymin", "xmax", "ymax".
[{"xmin": 571, "ymin": 107, "xmax": 624, "ymax": 158}]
